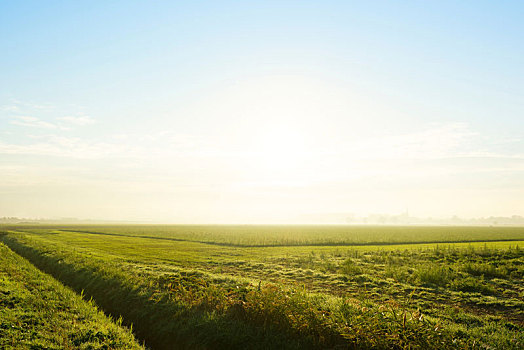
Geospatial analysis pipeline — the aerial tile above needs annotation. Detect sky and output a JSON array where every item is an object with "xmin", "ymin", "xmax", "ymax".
[{"xmin": 1, "ymin": 1, "xmax": 523, "ymax": 223}]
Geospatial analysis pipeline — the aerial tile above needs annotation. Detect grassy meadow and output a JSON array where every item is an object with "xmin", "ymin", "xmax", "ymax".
[
  {"xmin": 0, "ymin": 241, "xmax": 144, "ymax": 350},
  {"xmin": 0, "ymin": 225, "xmax": 523, "ymax": 349}
]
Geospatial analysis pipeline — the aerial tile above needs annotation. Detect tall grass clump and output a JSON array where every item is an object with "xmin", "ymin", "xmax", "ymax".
[
  {"xmin": 340, "ymin": 258, "xmax": 363, "ymax": 276},
  {"xmin": 416, "ymin": 265, "xmax": 455, "ymax": 287},
  {"xmin": 463, "ymin": 262, "xmax": 508, "ymax": 279}
]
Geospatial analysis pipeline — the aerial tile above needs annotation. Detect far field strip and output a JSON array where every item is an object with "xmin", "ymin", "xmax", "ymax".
[
  {"xmin": 54, "ymin": 227, "xmax": 524, "ymax": 248},
  {"xmin": 9, "ymin": 228, "xmax": 524, "ymax": 266}
]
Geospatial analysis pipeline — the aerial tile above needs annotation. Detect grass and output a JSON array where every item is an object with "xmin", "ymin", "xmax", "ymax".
[
  {"xmin": 1, "ymin": 225, "xmax": 523, "ymax": 349},
  {"xmin": 0, "ymin": 242, "xmax": 144, "ymax": 350}
]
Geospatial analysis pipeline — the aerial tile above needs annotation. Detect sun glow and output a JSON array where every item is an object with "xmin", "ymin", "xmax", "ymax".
[{"xmin": 250, "ymin": 124, "xmax": 310, "ymax": 177}]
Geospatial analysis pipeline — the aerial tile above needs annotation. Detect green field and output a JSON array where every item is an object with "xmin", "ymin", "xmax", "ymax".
[
  {"xmin": 12, "ymin": 224, "xmax": 524, "ymax": 246},
  {"xmin": 1, "ymin": 225, "xmax": 523, "ymax": 349}
]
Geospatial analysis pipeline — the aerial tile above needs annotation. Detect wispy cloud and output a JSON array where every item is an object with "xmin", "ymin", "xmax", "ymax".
[
  {"xmin": 10, "ymin": 116, "xmax": 60, "ymax": 129},
  {"xmin": 0, "ymin": 131, "xmax": 208, "ymax": 160},
  {"xmin": 0, "ymin": 137, "xmax": 130, "ymax": 159},
  {"xmin": 8, "ymin": 115, "xmax": 96, "ymax": 131},
  {"xmin": 1, "ymin": 99, "xmax": 54, "ymax": 113},
  {"xmin": 57, "ymin": 115, "xmax": 95, "ymax": 126},
  {"xmin": 1, "ymin": 105, "xmax": 20, "ymax": 113},
  {"xmin": 2, "ymin": 99, "xmax": 94, "ymax": 131}
]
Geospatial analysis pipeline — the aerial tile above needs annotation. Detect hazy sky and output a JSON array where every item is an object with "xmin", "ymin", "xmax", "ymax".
[{"xmin": 1, "ymin": 1, "xmax": 523, "ymax": 222}]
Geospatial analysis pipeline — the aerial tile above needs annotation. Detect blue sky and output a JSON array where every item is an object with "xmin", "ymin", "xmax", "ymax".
[{"xmin": 1, "ymin": 1, "xmax": 523, "ymax": 222}]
